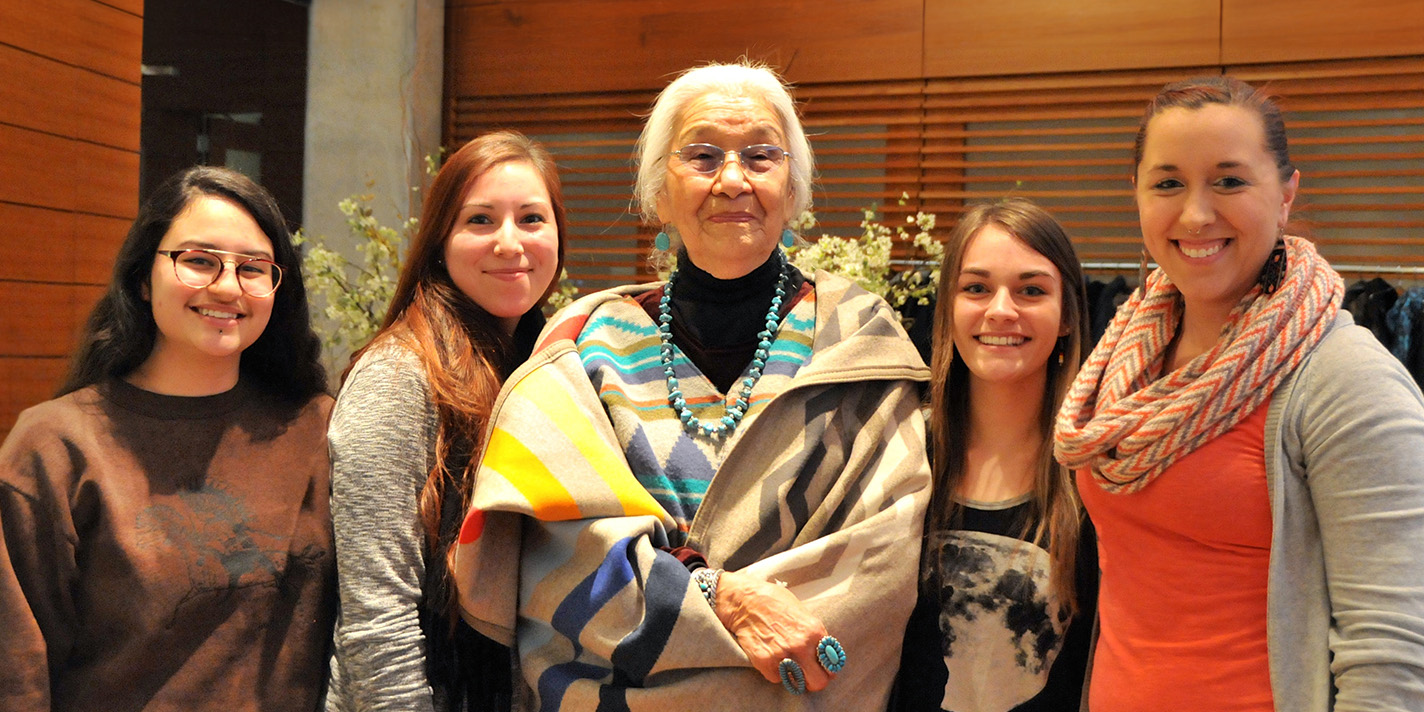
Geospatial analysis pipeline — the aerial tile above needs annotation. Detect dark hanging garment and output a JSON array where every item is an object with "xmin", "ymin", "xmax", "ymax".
[
  {"xmin": 1343, "ymin": 278, "xmax": 1398, "ymax": 349},
  {"xmin": 1089, "ymin": 276, "xmax": 1131, "ymax": 348},
  {"xmin": 1387, "ymin": 287, "xmax": 1424, "ymax": 392}
]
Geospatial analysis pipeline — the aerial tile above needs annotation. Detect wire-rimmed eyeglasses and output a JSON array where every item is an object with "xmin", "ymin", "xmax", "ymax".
[
  {"xmin": 671, "ymin": 144, "xmax": 789, "ymax": 175},
  {"xmin": 157, "ymin": 249, "xmax": 284, "ymax": 298}
]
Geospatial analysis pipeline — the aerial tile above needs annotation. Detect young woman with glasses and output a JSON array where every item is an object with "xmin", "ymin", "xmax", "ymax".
[
  {"xmin": 324, "ymin": 130, "xmax": 565, "ymax": 712},
  {"xmin": 0, "ymin": 166, "xmax": 334, "ymax": 710}
]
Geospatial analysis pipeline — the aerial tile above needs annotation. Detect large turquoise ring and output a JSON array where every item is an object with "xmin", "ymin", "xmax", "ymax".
[
  {"xmin": 778, "ymin": 658, "xmax": 806, "ymax": 694},
  {"xmin": 816, "ymin": 635, "xmax": 847, "ymax": 673}
]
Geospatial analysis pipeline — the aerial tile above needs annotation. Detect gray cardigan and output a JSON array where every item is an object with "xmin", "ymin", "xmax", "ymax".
[
  {"xmin": 1263, "ymin": 312, "xmax": 1424, "ymax": 711},
  {"xmin": 1080, "ymin": 312, "xmax": 1424, "ymax": 711}
]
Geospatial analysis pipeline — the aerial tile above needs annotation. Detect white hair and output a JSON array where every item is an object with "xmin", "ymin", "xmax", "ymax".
[{"xmin": 633, "ymin": 62, "xmax": 815, "ymax": 232}]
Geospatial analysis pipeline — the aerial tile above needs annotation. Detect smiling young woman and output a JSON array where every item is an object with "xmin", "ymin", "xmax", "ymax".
[
  {"xmin": 0, "ymin": 166, "xmax": 334, "ymax": 710},
  {"xmin": 133, "ymin": 195, "xmax": 280, "ymax": 394},
  {"xmin": 1133, "ymin": 100, "xmax": 1298, "ymax": 363},
  {"xmin": 1056, "ymin": 76, "xmax": 1424, "ymax": 712},
  {"xmin": 893, "ymin": 198, "xmax": 1095, "ymax": 712},
  {"xmin": 442, "ymin": 160, "xmax": 561, "ymax": 334},
  {"xmin": 324, "ymin": 130, "xmax": 566, "ymax": 712}
]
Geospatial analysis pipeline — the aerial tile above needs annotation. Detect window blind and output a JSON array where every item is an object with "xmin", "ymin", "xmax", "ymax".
[{"xmin": 449, "ymin": 56, "xmax": 1424, "ymax": 291}]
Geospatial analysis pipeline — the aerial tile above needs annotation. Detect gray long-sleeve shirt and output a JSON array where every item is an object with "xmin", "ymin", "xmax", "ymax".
[{"xmin": 326, "ymin": 345, "xmax": 443, "ymax": 712}]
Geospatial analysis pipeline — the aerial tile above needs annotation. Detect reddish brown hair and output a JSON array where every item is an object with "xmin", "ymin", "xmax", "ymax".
[{"xmin": 348, "ymin": 130, "xmax": 567, "ymax": 626}]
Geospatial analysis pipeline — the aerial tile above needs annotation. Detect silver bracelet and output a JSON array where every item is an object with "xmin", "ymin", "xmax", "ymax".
[{"xmin": 693, "ymin": 567, "xmax": 721, "ymax": 609}]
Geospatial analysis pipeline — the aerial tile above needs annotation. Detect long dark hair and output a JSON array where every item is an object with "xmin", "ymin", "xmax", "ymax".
[
  {"xmin": 925, "ymin": 198, "xmax": 1090, "ymax": 611},
  {"xmin": 58, "ymin": 166, "xmax": 327, "ymax": 403},
  {"xmin": 345, "ymin": 130, "xmax": 566, "ymax": 705}
]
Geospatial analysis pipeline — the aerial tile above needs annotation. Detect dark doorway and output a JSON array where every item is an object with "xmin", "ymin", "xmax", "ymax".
[{"xmin": 141, "ymin": 0, "xmax": 309, "ymax": 228}]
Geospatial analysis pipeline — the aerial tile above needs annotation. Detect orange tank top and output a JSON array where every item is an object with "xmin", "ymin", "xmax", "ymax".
[{"xmin": 1077, "ymin": 398, "xmax": 1274, "ymax": 711}]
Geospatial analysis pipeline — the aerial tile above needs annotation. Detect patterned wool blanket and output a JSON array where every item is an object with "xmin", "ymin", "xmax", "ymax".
[{"xmin": 455, "ymin": 274, "xmax": 932, "ymax": 711}]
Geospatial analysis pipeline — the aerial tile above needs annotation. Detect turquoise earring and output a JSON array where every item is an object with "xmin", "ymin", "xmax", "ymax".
[
  {"xmin": 654, "ymin": 231, "xmax": 670, "ymax": 251},
  {"xmin": 781, "ymin": 228, "xmax": 795, "ymax": 248}
]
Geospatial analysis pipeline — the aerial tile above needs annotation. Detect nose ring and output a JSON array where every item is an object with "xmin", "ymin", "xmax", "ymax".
[{"xmin": 1187, "ymin": 227, "xmax": 1201, "ymax": 235}]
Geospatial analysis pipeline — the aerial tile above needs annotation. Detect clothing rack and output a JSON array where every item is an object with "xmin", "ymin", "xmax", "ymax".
[
  {"xmin": 1078, "ymin": 261, "xmax": 1424, "ymax": 276},
  {"xmin": 1080, "ymin": 260, "xmax": 1151, "ymax": 272},
  {"xmin": 891, "ymin": 259, "xmax": 1424, "ymax": 277},
  {"xmin": 1330, "ymin": 264, "xmax": 1424, "ymax": 276}
]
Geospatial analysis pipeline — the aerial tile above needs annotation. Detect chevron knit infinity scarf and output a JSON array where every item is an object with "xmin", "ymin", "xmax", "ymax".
[{"xmin": 1054, "ymin": 236, "xmax": 1344, "ymax": 493}]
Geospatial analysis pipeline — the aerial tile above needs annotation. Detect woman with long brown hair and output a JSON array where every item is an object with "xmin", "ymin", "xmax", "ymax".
[
  {"xmin": 324, "ymin": 130, "xmax": 566, "ymax": 711},
  {"xmin": 0, "ymin": 166, "xmax": 333, "ymax": 710},
  {"xmin": 894, "ymin": 198, "xmax": 1096, "ymax": 711}
]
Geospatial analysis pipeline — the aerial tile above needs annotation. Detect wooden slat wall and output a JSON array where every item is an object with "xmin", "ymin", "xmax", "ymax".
[
  {"xmin": 0, "ymin": 0, "xmax": 143, "ymax": 435},
  {"xmin": 447, "ymin": 1, "xmax": 1424, "ymax": 292},
  {"xmin": 445, "ymin": 0, "xmax": 924, "ymax": 96},
  {"xmin": 918, "ymin": 70, "xmax": 1194, "ymax": 266},
  {"xmin": 1234, "ymin": 59, "xmax": 1424, "ymax": 268},
  {"xmin": 919, "ymin": 61, "xmax": 1424, "ymax": 268},
  {"xmin": 924, "ymin": 0, "xmax": 1221, "ymax": 77},
  {"xmin": 452, "ymin": 58, "xmax": 1424, "ymax": 288}
]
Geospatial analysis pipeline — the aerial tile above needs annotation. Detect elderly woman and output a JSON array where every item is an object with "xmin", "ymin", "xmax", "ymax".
[{"xmin": 454, "ymin": 62, "xmax": 931, "ymax": 709}]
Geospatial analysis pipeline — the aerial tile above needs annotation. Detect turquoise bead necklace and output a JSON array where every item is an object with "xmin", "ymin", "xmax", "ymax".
[{"xmin": 659, "ymin": 250, "xmax": 791, "ymax": 437}]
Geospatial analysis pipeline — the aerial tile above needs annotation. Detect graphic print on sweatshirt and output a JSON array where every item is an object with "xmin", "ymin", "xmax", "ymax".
[{"xmin": 135, "ymin": 482, "xmax": 297, "ymax": 623}]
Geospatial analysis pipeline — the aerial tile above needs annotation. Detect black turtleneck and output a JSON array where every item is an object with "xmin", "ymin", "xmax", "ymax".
[{"xmin": 637, "ymin": 249, "xmax": 808, "ymax": 393}]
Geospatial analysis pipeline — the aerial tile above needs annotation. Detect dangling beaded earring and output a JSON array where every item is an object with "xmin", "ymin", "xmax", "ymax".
[
  {"xmin": 1259, "ymin": 233, "xmax": 1287, "ymax": 295},
  {"xmin": 654, "ymin": 231, "xmax": 670, "ymax": 251},
  {"xmin": 781, "ymin": 228, "xmax": 795, "ymax": 248},
  {"xmin": 1137, "ymin": 249, "xmax": 1150, "ymax": 291}
]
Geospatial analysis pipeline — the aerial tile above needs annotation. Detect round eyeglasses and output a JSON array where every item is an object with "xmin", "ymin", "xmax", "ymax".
[
  {"xmin": 671, "ymin": 144, "xmax": 789, "ymax": 175},
  {"xmin": 157, "ymin": 249, "xmax": 284, "ymax": 298}
]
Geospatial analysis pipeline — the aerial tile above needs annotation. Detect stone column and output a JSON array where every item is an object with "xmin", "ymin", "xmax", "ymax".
[
  {"xmin": 301, "ymin": 0, "xmax": 443, "ymax": 370},
  {"xmin": 303, "ymin": 0, "xmax": 443, "ymax": 245}
]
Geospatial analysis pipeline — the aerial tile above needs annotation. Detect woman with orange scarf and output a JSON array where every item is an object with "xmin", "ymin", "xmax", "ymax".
[{"xmin": 1054, "ymin": 76, "xmax": 1424, "ymax": 711}]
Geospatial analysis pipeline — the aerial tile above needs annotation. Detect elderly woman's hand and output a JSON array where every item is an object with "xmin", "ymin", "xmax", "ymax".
[{"xmin": 713, "ymin": 569, "xmax": 836, "ymax": 693}]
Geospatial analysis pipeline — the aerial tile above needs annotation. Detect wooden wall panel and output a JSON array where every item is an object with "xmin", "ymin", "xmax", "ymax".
[
  {"xmin": 0, "ymin": 0, "xmax": 141, "ymax": 434},
  {"xmin": 0, "ymin": 0, "xmax": 142, "ymax": 83},
  {"xmin": 0, "ymin": 284, "xmax": 104, "ymax": 358},
  {"xmin": 1224, "ymin": 0, "xmax": 1424, "ymax": 65},
  {"xmin": 446, "ymin": 0, "xmax": 923, "ymax": 96},
  {"xmin": 98, "ymin": 0, "xmax": 144, "ymax": 16},
  {"xmin": 0, "ymin": 204, "xmax": 127, "ymax": 285},
  {"xmin": 447, "ymin": 3, "xmax": 1424, "ymax": 294},
  {"xmin": 0, "ymin": 124, "xmax": 140, "ymax": 219},
  {"xmin": 0, "ymin": 45, "xmax": 141, "ymax": 150},
  {"xmin": 0, "ymin": 358, "xmax": 70, "ymax": 438},
  {"xmin": 0, "ymin": 205, "xmax": 78, "ymax": 284},
  {"xmin": 0, "ymin": 125, "xmax": 74, "ymax": 210},
  {"xmin": 0, "ymin": 282, "xmax": 104, "ymax": 432},
  {"xmin": 71, "ymin": 214, "xmax": 132, "ymax": 285},
  {"xmin": 925, "ymin": 0, "xmax": 1220, "ymax": 77}
]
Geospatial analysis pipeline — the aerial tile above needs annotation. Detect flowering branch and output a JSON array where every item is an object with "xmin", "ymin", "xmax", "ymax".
[{"xmin": 788, "ymin": 193, "xmax": 944, "ymax": 323}]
